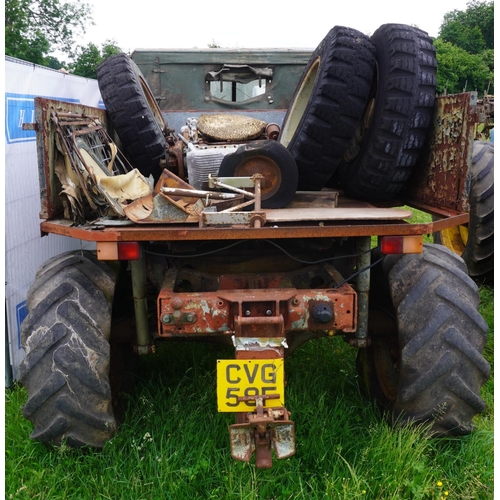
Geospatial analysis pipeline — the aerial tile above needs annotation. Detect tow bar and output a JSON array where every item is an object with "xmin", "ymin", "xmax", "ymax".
[
  {"xmin": 217, "ymin": 335, "xmax": 295, "ymax": 469},
  {"xmin": 229, "ymin": 395, "xmax": 295, "ymax": 469}
]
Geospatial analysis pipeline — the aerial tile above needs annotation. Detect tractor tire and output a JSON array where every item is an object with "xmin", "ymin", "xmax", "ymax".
[
  {"xmin": 97, "ymin": 53, "xmax": 168, "ymax": 181},
  {"xmin": 434, "ymin": 141, "xmax": 494, "ymax": 283},
  {"xmin": 278, "ymin": 26, "xmax": 376, "ymax": 191},
  {"xmin": 357, "ymin": 244, "xmax": 490, "ymax": 436},
  {"xmin": 19, "ymin": 251, "xmax": 117, "ymax": 448},
  {"xmin": 338, "ymin": 24, "xmax": 437, "ymax": 200}
]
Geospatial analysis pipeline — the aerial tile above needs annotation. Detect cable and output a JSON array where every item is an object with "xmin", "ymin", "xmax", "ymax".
[
  {"xmin": 145, "ymin": 240, "xmax": 246, "ymax": 259},
  {"xmin": 144, "ymin": 238, "xmax": 371, "ymax": 265},
  {"xmin": 333, "ymin": 256, "xmax": 384, "ymax": 289}
]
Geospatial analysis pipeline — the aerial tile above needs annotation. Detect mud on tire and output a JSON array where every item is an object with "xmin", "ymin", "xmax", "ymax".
[
  {"xmin": 97, "ymin": 53, "xmax": 168, "ymax": 181},
  {"xmin": 19, "ymin": 251, "xmax": 117, "ymax": 448},
  {"xmin": 357, "ymin": 244, "xmax": 490, "ymax": 436},
  {"xmin": 339, "ymin": 24, "xmax": 437, "ymax": 200},
  {"xmin": 279, "ymin": 26, "xmax": 376, "ymax": 191}
]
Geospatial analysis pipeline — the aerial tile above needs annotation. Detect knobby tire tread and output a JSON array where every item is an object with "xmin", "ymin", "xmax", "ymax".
[
  {"xmin": 97, "ymin": 53, "xmax": 167, "ymax": 180},
  {"xmin": 386, "ymin": 244, "xmax": 489, "ymax": 435},
  {"xmin": 339, "ymin": 24, "xmax": 437, "ymax": 200},
  {"xmin": 19, "ymin": 251, "xmax": 117, "ymax": 448},
  {"xmin": 279, "ymin": 26, "xmax": 376, "ymax": 191}
]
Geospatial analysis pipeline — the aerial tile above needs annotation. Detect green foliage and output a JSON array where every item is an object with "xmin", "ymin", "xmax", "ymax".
[
  {"xmin": 5, "ymin": 285, "xmax": 494, "ymax": 499},
  {"xmin": 439, "ymin": 0, "xmax": 494, "ymax": 52},
  {"xmin": 5, "ymin": 0, "xmax": 93, "ymax": 66},
  {"xmin": 435, "ymin": 0, "xmax": 494, "ymax": 94},
  {"xmin": 69, "ymin": 40, "xmax": 122, "ymax": 79},
  {"xmin": 434, "ymin": 38, "xmax": 493, "ymax": 94}
]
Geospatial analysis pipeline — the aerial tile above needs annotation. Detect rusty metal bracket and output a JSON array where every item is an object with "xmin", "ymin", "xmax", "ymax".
[
  {"xmin": 229, "ymin": 396, "xmax": 295, "ymax": 469},
  {"xmin": 199, "ymin": 174, "xmax": 266, "ymax": 227}
]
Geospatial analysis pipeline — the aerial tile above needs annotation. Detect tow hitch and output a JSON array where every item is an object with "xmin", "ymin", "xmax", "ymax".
[
  {"xmin": 229, "ymin": 396, "xmax": 295, "ymax": 469},
  {"xmin": 217, "ymin": 336, "xmax": 295, "ymax": 468}
]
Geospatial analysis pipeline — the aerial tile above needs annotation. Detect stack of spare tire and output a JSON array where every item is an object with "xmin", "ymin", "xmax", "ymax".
[{"xmin": 279, "ymin": 23, "xmax": 438, "ymax": 201}]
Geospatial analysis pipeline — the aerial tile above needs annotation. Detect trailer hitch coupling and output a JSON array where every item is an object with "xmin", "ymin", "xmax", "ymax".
[{"xmin": 229, "ymin": 396, "xmax": 295, "ymax": 469}]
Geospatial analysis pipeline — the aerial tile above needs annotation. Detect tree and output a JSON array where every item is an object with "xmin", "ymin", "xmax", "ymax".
[
  {"xmin": 435, "ymin": 0, "xmax": 494, "ymax": 94},
  {"xmin": 434, "ymin": 39, "xmax": 493, "ymax": 94},
  {"xmin": 439, "ymin": 0, "xmax": 494, "ymax": 53},
  {"xmin": 70, "ymin": 41, "xmax": 123, "ymax": 79},
  {"xmin": 5, "ymin": 0, "xmax": 93, "ymax": 65}
]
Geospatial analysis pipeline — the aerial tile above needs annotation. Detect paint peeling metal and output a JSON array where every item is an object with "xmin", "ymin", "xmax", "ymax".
[{"xmin": 403, "ymin": 92, "xmax": 478, "ymax": 213}]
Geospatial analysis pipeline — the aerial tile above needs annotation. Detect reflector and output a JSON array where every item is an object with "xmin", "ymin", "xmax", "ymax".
[{"xmin": 380, "ymin": 235, "xmax": 422, "ymax": 254}]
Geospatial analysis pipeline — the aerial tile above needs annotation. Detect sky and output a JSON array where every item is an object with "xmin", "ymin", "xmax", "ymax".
[{"xmin": 79, "ymin": 0, "xmax": 472, "ymax": 55}]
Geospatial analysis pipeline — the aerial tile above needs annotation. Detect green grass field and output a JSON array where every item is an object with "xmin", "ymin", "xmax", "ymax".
[{"xmin": 5, "ymin": 281, "xmax": 493, "ymax": 500}]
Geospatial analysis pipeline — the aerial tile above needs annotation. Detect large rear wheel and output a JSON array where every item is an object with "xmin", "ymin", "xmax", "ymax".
[
  {"xmin": 19, "ymin": 251, "xmax": 117, "ymax": 448},
  {"xmin": 357, "ymin": 244, "xmax": 490, "ymax": 436}
]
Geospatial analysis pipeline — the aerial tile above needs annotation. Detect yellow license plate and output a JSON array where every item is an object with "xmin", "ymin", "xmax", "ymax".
[{"xmin": 217, "ymin": 359, "xmax": 285, "ymax": 412}]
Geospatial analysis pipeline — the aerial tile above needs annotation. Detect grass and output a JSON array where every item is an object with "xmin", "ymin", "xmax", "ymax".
[
  {"xmin": 5, "ymin": 282, "xmax": 494, "ymax": 500},
  {"xmin": 5, "ymin": 207, "xmax": 493, "ymax": 499}
]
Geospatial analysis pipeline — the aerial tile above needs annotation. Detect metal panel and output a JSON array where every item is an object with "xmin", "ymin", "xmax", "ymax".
[{"xmin": 403, "ymin": 93, "xmax": 478, "ymax": 213}]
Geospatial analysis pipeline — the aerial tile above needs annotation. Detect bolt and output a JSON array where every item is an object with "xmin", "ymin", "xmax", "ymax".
[
  {"xmin": 266, "ymin": 310, "xmax": 272, "ymax": 316},
  {"xmin": 171, "ymin": 297, "xmax": 183, "ymax": 310},
  {"xmin": 245, "ymin": 310, "xmax": 251, "ymax": 316},
  {"xmin": 161, "ymin": 314, "xmax": 171, "ymax": 324},
  {"xmin": 185, "ymin": 312, "xmax": 196, "ymax": 323}
]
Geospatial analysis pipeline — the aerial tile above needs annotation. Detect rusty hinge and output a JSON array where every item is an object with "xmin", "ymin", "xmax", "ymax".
[{"xmin": 22, "ymin": 123, "xmax": 38, "ymax": 131}]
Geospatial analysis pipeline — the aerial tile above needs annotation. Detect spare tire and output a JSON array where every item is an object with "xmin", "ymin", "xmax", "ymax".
[
  {"xmin": 218, "ymin": 140, "xmax": 298, "ymax": 208},
  {"xmin": 97, "ymin": 53, "xmax": 168, "ymax": 181},
  {"xmin": 338, "ymin": 24, "xmax": 437, "ymax": 200},
  {"xmin": 278, "ymin": 26, "xmax": 376, "ymax": 191}
]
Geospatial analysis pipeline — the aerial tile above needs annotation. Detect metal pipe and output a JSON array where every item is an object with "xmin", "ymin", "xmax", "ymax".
[
  {"xmin": 355, "ymin": 237, "xmax": 371, "ymax": 346},
  {"xmin": 130, "ymin": 248, "xmax": 151, "ymax": 354}
]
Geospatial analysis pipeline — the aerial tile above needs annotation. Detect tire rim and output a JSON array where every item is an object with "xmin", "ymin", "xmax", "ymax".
[
  {"xmin": 369, "ymin": 308, "xmax": 399, "ymax": 402},
  {"xmin": 279, "ymin": 57, "xmax": 320, "ymax": 147},
  {"xmin": 234, "ymin": 155, "xmax": 282, "ymax": 200},
  {"xmin": 343, "ymin": 97, "xmax": 376, "ymax": 163},
  {"xmin": 439, "ymin": 225, "xmax": 469, "ymax": 255},
  {"xmin": 139, "ymin": 75, "xmax": 167, "ymax": 135},
  {"xmin": 343, "ymin": 65, "xmax": 378, "ymax": 163}
]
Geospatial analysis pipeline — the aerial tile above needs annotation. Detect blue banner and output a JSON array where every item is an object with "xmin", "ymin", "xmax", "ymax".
[{"xmin": 5, "ymin": 93, "xmax": 79, "ymax": 144}]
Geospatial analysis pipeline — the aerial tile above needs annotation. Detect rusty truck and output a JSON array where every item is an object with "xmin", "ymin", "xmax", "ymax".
[{"xmin": 19, "ymin": 24, "xmax": 493, "ymax": 468}]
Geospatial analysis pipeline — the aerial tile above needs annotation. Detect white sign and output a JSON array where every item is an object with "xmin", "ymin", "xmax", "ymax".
[{"xmin": 5, "ymin": 56, "xmax": 103, "ymax": 382}]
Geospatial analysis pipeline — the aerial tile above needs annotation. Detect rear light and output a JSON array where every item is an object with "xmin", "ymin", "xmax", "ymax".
[
  {"xmin": 379, "ymin": 235, "xmax": 423, "ymax": 254},
  {"xmin": 97, "ymin": 241, "xmax": 141, "ymax": 260}
]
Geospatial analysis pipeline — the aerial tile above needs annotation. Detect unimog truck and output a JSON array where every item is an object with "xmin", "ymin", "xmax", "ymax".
[{"xmin": 19, "ymin": 24, "xmax": 492, "ymax": 468}]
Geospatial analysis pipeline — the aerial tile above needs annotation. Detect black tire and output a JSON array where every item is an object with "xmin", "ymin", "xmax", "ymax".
[
  {"xmin": 357, "ymin": 244, "xmax": 490, "ymax": 436},
  {"xmin": 219, "ymin": 139, "xmax": 298, "ymax": 208},
  {"xmin": 97, "ymin": 53, "xmax": 168, "ymax": 181},
  {"xmin": 278, "ymin": 26, "xmax": 376, "ymax": 191},
  {"xmin": 434, "ymin": 141, "xmax": 494, "ymax": 283},
  {"xmin": 339, "ymin": 24, "xmax": 437, "ymax": 200},
  {"xmin": 19, "ymin": 251, "xmax": 117, "ymax": 448}
]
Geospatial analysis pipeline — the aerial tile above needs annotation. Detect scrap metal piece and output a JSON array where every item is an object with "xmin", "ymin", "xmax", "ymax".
[
  {"xmin": 124, "ymin": 169, "xmax": 246, "ymax": 223},
  {"xmin": 403, "ymin": 92, "xmax": 478, "ymax": 213},
  {"xmin": 197, "ymin": 114, "xmax": 267, "ymax": 141}
]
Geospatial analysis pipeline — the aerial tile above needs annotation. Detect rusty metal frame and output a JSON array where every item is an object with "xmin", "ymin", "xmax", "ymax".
[{"xmin": 40, "ymin": 213, "xmax": 468, "ymax": 241}]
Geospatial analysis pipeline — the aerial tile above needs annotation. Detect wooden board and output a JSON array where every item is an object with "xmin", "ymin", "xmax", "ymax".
[{"xmin": 264, "ymin": 207, "xmax": 413, "ymax": 222}]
